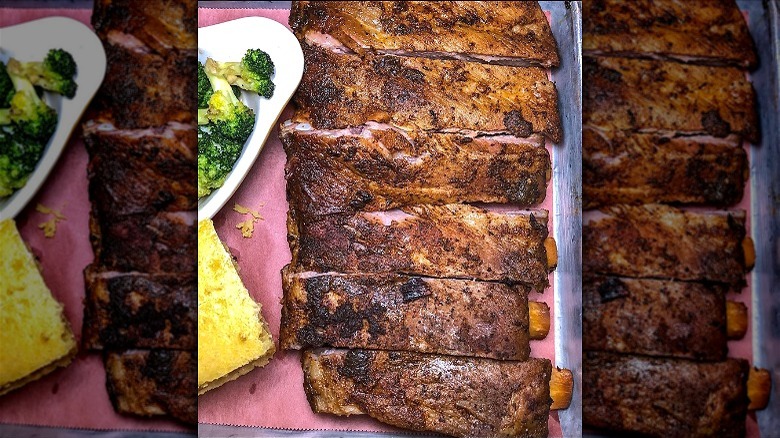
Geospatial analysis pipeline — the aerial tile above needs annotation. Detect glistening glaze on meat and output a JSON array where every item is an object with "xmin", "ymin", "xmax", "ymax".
[
  {"xmin": 583, "ymin": 351, "xmax": 749, "ymax": 438},
  {"xmin": 281, "ymin": 121, "xmax": 550, "ymax": 221},
  {"xmin": 294, "ymin": 42, "xmax": 562, "ymax": 142},
  {"xmin": 281, "ymin": 268, "xmax": 532, "ymax": 360},
  {"xmin": 288, "ymin": 204, "xmax": 552, "ymax": 289},
  {"xmin": 583, "ymin": 275, "xmax": 728, "ymax": 360},
  {"xmin": 82, "ymin": 266, "xmax": 196, "ymax": 350},
  {"xmin": 583, "ymin": 204, "xmax": 748, "ymax": 287},
  {"xmin": 583, "ymin": 127, "xmax": 748, "ymax": 209},
  {"xmin": 290, "ymin": 1, "xmax": 559, "ymax": 67},
  {"xmin": 105, "ymin": 349, "xmax": 197, "ymax": 424},
  {"xmin": 303, "ymin": 349, "xmax": 552, "ymax": 438},
  {"xmin": 583, "ymin": 0, "xmax": 757, "ymax": 68},
  {"xmin": 584, "ymin": 56, "xmax": 759, "ymax": 143}
]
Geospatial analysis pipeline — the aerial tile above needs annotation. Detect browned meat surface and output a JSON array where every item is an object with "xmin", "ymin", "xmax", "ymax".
[
  {"xmin": 583, "ymin": 351, "xmax": 750, "ymax": 437},
  {"xmin": 88, "ymin": 210, "xmax": 196, "ymax": 275},
  {"xmin": 84, "ymin": 0, "xmax": 196, "ymax": 425},
  {"xmin": 583, "ymin": 204, "xmax": 748, "ymax": 287},
  {"xmin": 281, "ymin": 121, "xmax": 550, "ymax": 221},
  {"xmin": 281, "ymin": 268, "xmax": 532, "ymax": 360},
  {"xmin": 293, "ymin": 43, "xmax": 562, "ymax": 142},
  {"xmin": 290, "ymin": 1, "xmax": 559, "ymax": 67},
  {"xmin": 584, "ymin": 56, "xmax": 759, "ymax": 143},
  {"xmin": 583, "ymin": 127, "xmax": 748, "ymax": 209},
  {"xmin": 303, "ymin": 349, "xmax": 552, "ymax": 438},
  {"xmin": 82, "ymin": 266, "xmax": 196, "ymax": 350},
  {"xmin": 105, "ymin": 349, "xmax": 196, "ymax": 425},
  {"xmin": 289, "ymin": 204, "xmax": 552, "ymax": 289},
  {"xmin": 583, "ymin": 275, "xmax": 728, "ymax": 361},
  {"xmin": 92, "ymin": 0, "xmax": 196, "ymax": 53},
  {"xmin": 83, "ymin": 121, "xmax": 197, "ymax": 216},
  {"xmin": 87, "ymin": 31, "xmax": 196, "ymax": 129},
  {"xmin": 583, "ymin": 0, "xmax": 757, "ymax": 68}
]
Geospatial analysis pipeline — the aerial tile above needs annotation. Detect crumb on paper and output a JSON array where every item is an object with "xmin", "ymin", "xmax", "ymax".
[
  {"xmin": 233, "ymin": 203, "xmax": 265, "ymax": 238},
  {"xmin": 36, "ymin": 203, "xmax": 67, "ymax": 238}
]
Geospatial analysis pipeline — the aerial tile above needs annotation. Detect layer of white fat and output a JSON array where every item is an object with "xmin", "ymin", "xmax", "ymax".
[
  {"xmin": 362, "ymin": 209, "xmax": 416, "ymax": 226},
  {"xmin": 106, "ymin": 30, "xmax": 151, "ymax": 54},
  {"xmin": 162, "ymin": 211, "xmax": 197, "ymax": 225},
  {"xmin": 303, "ymin": 31, "xmax": 353, "ymax": 54}
]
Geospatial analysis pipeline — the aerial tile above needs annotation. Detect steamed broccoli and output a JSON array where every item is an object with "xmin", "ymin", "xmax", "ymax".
[
  {"xmin": 197, "ymin": 125, "xmax": 245, "ymax": 198},
  {"xmin": 6, "ymin": 72, "xmax": 57, "ymax": 142},
  {"xmin": 203, "ymin": 58, "xmax": 255, "ymax": 142},
  {"xmin": 0, "ymin": 128, "xmax": 45, "ymax": 197},
  {"xmin": 7, "ymin": 49, "xmax": 77, "ymax": 98},
  {"xmin": 212, "ymin": 49, "xmax": 275, "ymax": 98},
  {"xmin": 0, "ymin": 62, "xmax": 14, "ymax": 108},
  {"xmin": 198, "ymin": 61, "xmax": 213, "ymax": 109}
]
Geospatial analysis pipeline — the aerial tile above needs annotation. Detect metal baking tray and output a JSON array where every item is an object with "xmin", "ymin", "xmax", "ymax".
[
  {"xmin": 583, "ymin": 0, "xmax": 780, "ymax": 437},
  {"xmin": 197, "ymin": 1, "xmax": 584, "ymax": 437}
]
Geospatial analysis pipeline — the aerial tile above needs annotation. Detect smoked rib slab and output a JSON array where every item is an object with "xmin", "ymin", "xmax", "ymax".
[
  {"xmin": 583, "ymin": 0, "xmax": 757, "ymax": 68},
  {"xmin": 82, "ymin": 266, "xmax": 196, "ymax": 351},
  {"xmin": 583, "ymin": 351, "xmax": 750, "ymax": 438},
  {"xmin": 105, "ymin": 350, "xmax": 197, "ymax": 425},
  {"xmin": 288, "ymin": 204, "xmax": 552, "ymax": 289},
  {"xmin": 281, "ymin": 268, "xmax": 532, "ymax": 360},
  {"xmin": 583, "ymin": 275, "xmax": 728, "ymax": 361},
  {"xmin": 303, "ymin": 349, "xmax": 551, "ymax": 438},
  {"xmin": 583, "ymin": 127, "xmax": 748, "ymax": 209},
  {"xmin": 583, "ymin": 204, "xmax": 748, "ymax": 287},
  {"xmin": 583, "ymin": 56, "xmax": 759, "ymax": 143},
  {"xmin": 293, "ymin": 42, "xmax": 562, "ymax": 142},
  {"xmin": 290, "ymin": 1, "xmax": 559, "ymax": 67},
  {"xmin": 281, "ymin": 121, "xmax": 550, "ymax": 221}
]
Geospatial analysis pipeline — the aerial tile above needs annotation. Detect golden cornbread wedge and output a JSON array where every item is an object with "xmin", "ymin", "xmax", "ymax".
[
  {"xmin": 0, "ymin": 219, "xmax": 76, "ymax": 396},
  {"xmin": 197, "ymin": 219, "xmax": 275, "ymax": 395}
]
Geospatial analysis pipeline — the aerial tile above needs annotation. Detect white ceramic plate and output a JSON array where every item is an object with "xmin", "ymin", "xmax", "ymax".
[
  {"xmin": 197, "ymin": 17, "xmax": 304, "ymax": 220},
  {"xmin": 0, "ymin": 17, "xmax": 106, "ymax": 220}
]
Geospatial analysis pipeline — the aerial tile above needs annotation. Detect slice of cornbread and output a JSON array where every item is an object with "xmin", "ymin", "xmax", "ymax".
[
  {"xmin": 198, "ymin": 219, "xmax": 275, "ymax": 394},
  {"xmin": 0, "ymin": 219, "xmax": 77, "ymax": 396}
]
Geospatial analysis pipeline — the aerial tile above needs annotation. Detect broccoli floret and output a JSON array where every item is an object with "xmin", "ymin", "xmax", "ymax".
[
  {"xmin": 197, "ymin": 61, "xmax": 213, "ymax": 109},
  {"xmin": 6, "ymin": 72, "xmax": 57, "ymax": 142},
  {"xmin": 7, "ymin": 49, "xmax": 77, "ymax": 98},
  {"xmin": 204, "ymin": 58, "xmax": 255, "ymax": 142},
  {"xmin": 197, "ymin": 125, "xmax": 244, "ymax": 198},
  {"xmin": 213, "ymin": 49, "xmax": 275, "ymax": 98},
  {"xmin": 0, "ymin": 62, "xmax": 14, "ymax": 108},
  {"xmin": 0, "ymin": 128, "xmax": 45, "ymax": 197}
]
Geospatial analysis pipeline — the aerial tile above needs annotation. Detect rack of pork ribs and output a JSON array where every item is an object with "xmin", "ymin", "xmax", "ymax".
[
  {"xmin": 279, "ymin": 2, "xmax": 573, "ymax": 437},
  {"xmin": 79, "ymin": 0, "xmax": 197, "ymax": 424},
  {"xmin": 582, "ymin": 1, "xmax": 770, "ymax": 437}
]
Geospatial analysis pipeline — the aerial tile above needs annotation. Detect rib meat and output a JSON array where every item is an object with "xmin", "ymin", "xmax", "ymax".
[
  {"xmin": 91, "ymin": 0, "xmax": 196, "ymax": 54},
  {"xmin": 83, "ymin": 121, "xmax": 197, "ymax": 216},
  {"xmin": 583, "ymin": 0, "xmax": 757, "ymax": 68},
  {"xmin": 293, "ymin": 42, "xmax": 562, "ymax": 142},
  {"xmin": 290, "ymin": 1, "xmax": 559, "ymax": 67},
  {"xmin": 87, "ymin": 30, "xmax": 196, "ymax": 129},
  {"xmin": 82, "ymin": 266, "xmax": 196, "ymax": 350},
  {"xmin": 289, "ymin": 204, "xmax": 552, "ymax": 289},
  {"xmin": 583, "ymin": 275, "xmax": 728, "ymax": 361},
  {"xmin": 583, "ymin": 56, "xmax": 759, "ymax": 143},
  {"xmin": 583, "ymin": 204, "xmax": 748, "ymax": 287},
  {"xmin": 303, "ymin": 349, "xmax": 552, "ymax": 438},
  {"xmin": 583, "ymin": 127, "xmax": 748, "ymax": 209},
  {"xmin": 583, "ymin": 351, "xmax": 749, "ymax": 438},
  {"xmin": 281, "ymin": 121, "xmax": 550, "ymax": 221},
  {"xmin": 105, "ymin": 349, "xmax": 197, "ymax": 425},
  {"xmin": 88, "ymin": 210, "xmax": 196, "ymax": 275},
  {"xmin": 281, "ymin": 268, "xmax": 532, "ymax": 360}
]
